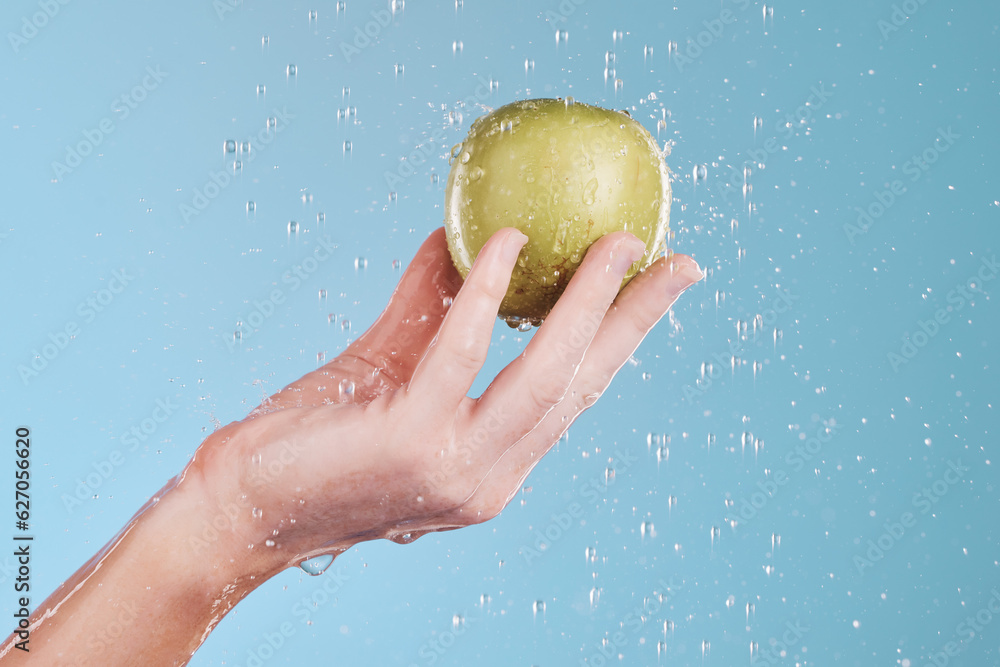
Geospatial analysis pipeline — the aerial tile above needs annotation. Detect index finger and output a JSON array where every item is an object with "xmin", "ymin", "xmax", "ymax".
[{"xmin": 404, "ymin": 227, "xmax": 529, "ymax": 415}]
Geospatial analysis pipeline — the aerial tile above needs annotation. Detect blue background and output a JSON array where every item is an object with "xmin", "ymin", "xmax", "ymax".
[{"xmin": 1, "ymin": 1, "xmax": 998, "ymax": 665}]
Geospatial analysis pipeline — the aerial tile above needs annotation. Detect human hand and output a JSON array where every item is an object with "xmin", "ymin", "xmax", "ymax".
[{"xmin": 187, "ymin": 226, "xmax": 702, "ymax": 577}]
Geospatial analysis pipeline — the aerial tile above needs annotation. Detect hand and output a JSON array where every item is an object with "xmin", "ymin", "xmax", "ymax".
[{"xmin": 186, "ymin": 226, "xmax": 702, "ymax": 577}]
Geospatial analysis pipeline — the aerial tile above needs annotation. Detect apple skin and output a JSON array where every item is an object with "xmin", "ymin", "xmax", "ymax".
[{"xmin": 444, "ymin": 97, "xmax": 671, "ymax": 327}]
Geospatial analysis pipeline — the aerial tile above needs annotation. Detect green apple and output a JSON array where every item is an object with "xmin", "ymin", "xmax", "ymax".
[{"xmin": 444, "ymin": 97, "xmax": 671, "ymax": 328}]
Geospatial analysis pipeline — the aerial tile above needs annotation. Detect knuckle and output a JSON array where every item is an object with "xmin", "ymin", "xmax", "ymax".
[
  {"xmin": 623, "ymin": 299, "xmax": 661, "ymax": 334},
  {"xmin": 448, "ymin": 337, "xmax": 487, "ymax": 375},
  {"xmin": 467, "ymin": 266, "xmax": 509, "ymax": 304},
  {"xmin": 526, "ymin": 376, "xmax": 568, "ymax": 412}
]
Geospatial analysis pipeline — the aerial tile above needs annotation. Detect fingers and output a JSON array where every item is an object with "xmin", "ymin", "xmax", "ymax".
[
  {"xmin": 481, "ymin": 252, "xmax": 702, "ymax": 491},
  {"xmin": 338, "ymin": 228, "xmax": 464, "ymax": 393},
  {"xmin": 405, "ymin": 227, "xmax": 528, "ymax": 414},
  {"xmin": 262, "ymin": 228, "xmax": 463, "ymax": 410},
  {"xmin": 472, "ymin": 231, "xmax": 648, "ymax": 457}
]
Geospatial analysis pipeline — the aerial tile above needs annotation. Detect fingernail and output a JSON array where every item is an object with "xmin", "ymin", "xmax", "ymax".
[
  {"xmin": 613, "ymin": 237, "xmax": 647, "ymax": 274},
  {"xmin": 671, "ymin": 257, "xmax": 704, "ymax": 294},
  {"xmin": 502, "ymin": 230, "xmax": 529, "ymax": 263}
]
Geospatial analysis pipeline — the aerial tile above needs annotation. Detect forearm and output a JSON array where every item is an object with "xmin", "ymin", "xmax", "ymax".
[{"xmin": 0, "ymin": 443, "xmax": 274, "ymax": 666}]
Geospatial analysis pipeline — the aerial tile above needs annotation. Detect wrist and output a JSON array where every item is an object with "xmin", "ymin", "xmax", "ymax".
[{"xmin": 179, "ymin": 425, "xmax": 291, "ymax": 584}]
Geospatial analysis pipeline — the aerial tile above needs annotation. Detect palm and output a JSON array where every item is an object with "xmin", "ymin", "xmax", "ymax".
[{"xmin": 208, "ymin": 227, "xmax": 700, "ymax": 567}]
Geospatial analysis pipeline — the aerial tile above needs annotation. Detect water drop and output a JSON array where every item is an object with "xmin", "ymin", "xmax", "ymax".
[
  {"xmin": 388, "ymin": 191, "xmax": 397, "ymax": 203},
  {"xmin": 694, "ymin": 164, "xmax": 708, "ymax": 182},
  {"xmin": 308, "ymin": 9, "xmax": 318, "ymax": 22},
  {"xmin": 252, "ymin": 507, "xmax": 263, "ymax": 519},
  {"xmin": 391, "ymin": 0, "xmax": 404, "ymax": 14},
  {"xmin": 342, "ymin": 86, "xmax": 351, "ymax": 99},
  {"xmin": 452, "ymin": 614, "xmax": 464, "ymax": 629},
  {"xmin": 318, "ymin": 288, "xmax": 327, "ymax": 300},
  {"xmin": 246, "ymin": 201, "xmax": 255, "ymax": 215},
  {"xmin": 265, "ymin": 539, "xmax": 276, "ymax": 547},
  {"xmin": 641, "ymin": 521, "xmax": 656, "ymax": 540},
  {"xmin": 336, "ymin": 1, "xmax": 346, "ymax": 15},
  {"xmin": 392, "ymin": 259, "xmax": 402, "ymax": 270},
  {"xmin": 459, "ymin": 151, "xmax": 471, "ymax": 164},
  {"xmin": 394, "ymin": 63, "xmax": 404, "ymax": 78},
  {"xmin": 469, "ymin": 166, "xmax": 484, "ymax": 181},
  {"xmin": 317, "ymin": 211, "xmax": 325, "ymax": 224},
  {"xmin": 256, "ymin": 84, "xmax": 266, "ymax": 98},
  {"xmin": 452, "ymin": 40, "xmax": 463, "ymax": 55},
  {"xmin": 354, "ymin": 256, "xmax": 367, "ymax": 270},
  {"xmin": 299, "ymin": 554, "xmax": 335, "ymax": 576},
  {"xmin": 287, "ymin": 221, "xmax": 299, "ymax": 235},
  {"xmin": 286, "ymin": 64, "xmax": 297, "ymax": 77},
  {"xmin": 583, "ymin": 177, "xmax": 598, "ymax": 205},
  {"xmin": 343, "ymin": 140, "xmax": 352, "ymax": 155},
  {"xmin": 339, "ymin": 379, "xmax": 355, "ymax": 401},
  {"xmin": 532, "ymin": 600, "xmax": 546, "ymax": 617},
  {"xmin": 340, "ymin": 318, "xmax": 351, "ymax": 331},
  {"xmin": 223, "ymin": 139, "xmax": 236, "ymax": 154}
]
